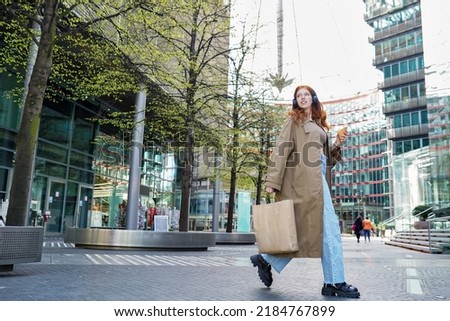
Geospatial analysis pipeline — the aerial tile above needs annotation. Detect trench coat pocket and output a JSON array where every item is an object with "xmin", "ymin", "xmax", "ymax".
[{"xmin": 252, "ymin": 199, "xmax": 299, "ymax": 254}]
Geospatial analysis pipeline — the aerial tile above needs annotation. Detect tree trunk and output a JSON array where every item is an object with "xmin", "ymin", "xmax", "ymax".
[
  {"xmin": 226, "ymin": 167, "xmax": 237, "ymax": 233},
  {"xmin": 178, "ymin": 127, "xmax": 193, "ymax": 232},
  {"xmin": 6, "ymin": 0, "xmax": 58, "ymax": 226},
  {"xmin": 226, "ymin": 122, "xmax": 239, "ymax": 233}
]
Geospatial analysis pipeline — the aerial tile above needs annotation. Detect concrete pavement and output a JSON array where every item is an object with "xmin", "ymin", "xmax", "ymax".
[{"xmin": 1, "ymin": 234, "xmax": 449, "ymax": 301}]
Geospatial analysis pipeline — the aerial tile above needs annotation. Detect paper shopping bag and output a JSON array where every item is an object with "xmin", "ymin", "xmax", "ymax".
[{"xmin": 252, "ymin": 199, "xmax": 298, "ymax": 254}]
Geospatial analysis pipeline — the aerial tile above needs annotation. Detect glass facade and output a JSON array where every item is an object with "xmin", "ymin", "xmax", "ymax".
[
  {"xmin": 0, "ymin": 70, "xmax": 178, "ymax": 233},
  {"xmin": 324, "ymin": 91, "xmax": 391, "ymax": 230},
  {"xmin": 366, "ymin": 1, "xmax": 428, "ymax": 153},
  {"xmin": 421, "ymin": 0, "xmax": 450, "ymax": 218},
  {"xmin": 365, "ymin": 0, "xmax": 450, "ymax": 227}
]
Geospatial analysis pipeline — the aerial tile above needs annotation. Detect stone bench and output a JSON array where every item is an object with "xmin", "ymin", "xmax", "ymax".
[{"xmin": 0, "ymin": 226, "xmax": 44, "ymax": 272}]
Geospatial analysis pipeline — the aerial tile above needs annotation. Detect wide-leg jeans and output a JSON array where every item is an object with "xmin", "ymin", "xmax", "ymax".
[{"xmin": 262, "ymin": 154, "xmax": 345, "ymax": 284}]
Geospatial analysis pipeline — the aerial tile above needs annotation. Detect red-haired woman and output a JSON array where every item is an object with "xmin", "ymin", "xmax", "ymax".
[{"xmin": 250, "ymin": 85, "xmax": 360, "ymax": 298}]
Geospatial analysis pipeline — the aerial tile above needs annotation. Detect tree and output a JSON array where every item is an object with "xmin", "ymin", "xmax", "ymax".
[
  {"xmin": 412, "ymin": 205, "xmax": 432, "ymax": 221},
  {"xmin": 211, "ymin": 17, "xmax": 289, "ymax": 230},
  {"xmin": 138, "ymin": 1, "xmax": 232, "ymax": 231},
  {"xmin": 0, "ymin": 0, "xmax": 157, "ymax": 226}
]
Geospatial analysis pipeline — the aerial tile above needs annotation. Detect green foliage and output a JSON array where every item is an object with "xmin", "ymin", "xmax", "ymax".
[
  {"xmin": 412, "ymin": 205, "xmax": 432, "ymax": 221},
  {"xmin": 0, "ymin": 1, "xmax": 142, "ymax": 105}
]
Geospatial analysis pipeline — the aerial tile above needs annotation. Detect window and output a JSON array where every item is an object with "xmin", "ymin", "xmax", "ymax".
[
  {"xmin": 402, "ymin": 113, "xmax": 410, "ymax": 127},
  {"xmin": 384, "ymin": 66, "xmax": 391, "ymax": 78},
  {"xmin": 416, "ymin": 30, "xmax": 423, "ymax": 44},
  {"xmin": 419, "ymin": 83, "xmax": 426, "ymax": 96},
  {"xmin": 394, "ymin": 142, "xmax": 403, "ymax": 155},
  {"xmin": 399, "ymin": 35, "xmax": 406, "ymax": 49},
  {"xmin": 375, "ymin": 44, "xmax": 382, "ymax": 56},
  {"xmin": 401, "ymin": 87, "xmax": 409, "ymax": 100},
  {"xmin": 409, "ymin": 59, "xmax": 417, "ymax": 71},
  {"xmin": 390, "ymin": 38, "xmax": 399, "ymax": 52},
  {"xmin": 404, "ymin": 141, "xmax": 412, "ymax": 153},
  {"xmin": 400, "ymin": 61, "xmax": 408, "ymax": 74},
  {"xmin": 40, "ymin": 102, "xmax": 72, "ymax": 145},
  {"xmin": 420, "ymin": 110, "xmax": 428, "ymax": 124},
  {"xmin": 406, "ymin": 33, "xmax": 415, "ymax": 46},
  {"xmin": 418, "ymin": 56, "xmax": 424, "ymax": 69},
  {"xmin": 410, "ymin": 85, "xmax": 418, "ymax": 98},
  {"xmin": 392, "ymin": 64, "xmax": 399, "ymax": 76},
  {"xmin": 411, "ymin": 111, "xmax": 419, "ymax": 125},
  {"xmin": 383, "ymin": 41, "xmax": 390, "ymax": 54},
  {"xmin": 393, "ymin": 115, "xmax": 402, "ymax": 128}
]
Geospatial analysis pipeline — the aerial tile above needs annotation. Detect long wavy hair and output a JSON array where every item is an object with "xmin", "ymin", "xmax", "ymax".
[{"xmin": 288, "ymin": 85, "xmax": 330, "ymax": 130}]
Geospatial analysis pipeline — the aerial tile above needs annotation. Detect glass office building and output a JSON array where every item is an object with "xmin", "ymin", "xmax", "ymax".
[
  {"xmin": 421, "ymin": 0, "xmax": 450, "ymax": 218},
  {"xmin": 0, "ymin": 71, "xmax": 178, "ymax": 234},
  {"xmin": 363, "ymin": 0, "xmax": 429, "ymax": 156},
  {"xmin": 363, "ymin": 0, "xmax": 450, "ymax": 225},
  {"xmin": 324, "ymin": 91, "xmax": 391, "ymax": 230}
]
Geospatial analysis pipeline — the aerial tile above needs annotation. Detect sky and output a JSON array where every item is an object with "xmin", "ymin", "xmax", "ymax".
[{"xmin": 229, "ymin": 0, "xmax": 383, "ymax": 101}]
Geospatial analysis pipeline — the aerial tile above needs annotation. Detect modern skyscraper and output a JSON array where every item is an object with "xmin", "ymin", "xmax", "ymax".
[{"xmin": 363, "ymin": 0, "xmax": 450, "ymax": 226}]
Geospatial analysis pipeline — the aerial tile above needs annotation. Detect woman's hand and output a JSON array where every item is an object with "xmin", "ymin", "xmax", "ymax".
[
  {"xmin": 335, "ymin": 127, "xmax": 349, "ymax": 147},
  {"xmin": 265, "ymin": 186, "xmax": 275, "ymax": 193}
]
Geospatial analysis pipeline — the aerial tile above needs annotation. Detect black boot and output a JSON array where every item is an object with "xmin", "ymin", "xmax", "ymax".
[
  {"xmin": 321, "ymin": 282, "xmax": 360, "ymax": 298},
  {"xmin": 250, "ymin": 254, "xmax": 273, "ymax": 287}
]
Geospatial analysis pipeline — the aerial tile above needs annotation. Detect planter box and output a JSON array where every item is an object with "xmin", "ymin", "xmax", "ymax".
[
  {"xmin": 413, "ymin": 221, "xmax": 429, "ymax": 230},
  {"xmin": 0, "ymin": 226, "xmax": 44, "ymax": 272}
]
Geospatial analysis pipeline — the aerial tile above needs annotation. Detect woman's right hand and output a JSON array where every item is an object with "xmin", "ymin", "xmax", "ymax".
[{"xmin": 265, "ymin": 186, "xmax": 275, "ymax": 193}]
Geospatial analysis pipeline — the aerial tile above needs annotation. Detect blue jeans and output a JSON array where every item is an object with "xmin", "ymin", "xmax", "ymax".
[{"xmin": 262, "ymin": 154, "xmax": 346, "ymax": 284}]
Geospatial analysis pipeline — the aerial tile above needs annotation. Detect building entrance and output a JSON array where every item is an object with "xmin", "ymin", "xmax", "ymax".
[{"xmin": 45, "ymin": 180, "xmax": 66, "ymax": 234}]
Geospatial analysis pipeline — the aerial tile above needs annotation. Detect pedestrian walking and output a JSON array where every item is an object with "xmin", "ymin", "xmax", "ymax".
[
  {"xmin": 362, "ymin": 217, "xmax": 374, "ymax": 243},
  {"xmin": 353, "ymin": 215, "xmax": 363, "ymax": 243},
  {"xmin": 250, "ymin": 84, "xmax": 360, "ymax": 298}
]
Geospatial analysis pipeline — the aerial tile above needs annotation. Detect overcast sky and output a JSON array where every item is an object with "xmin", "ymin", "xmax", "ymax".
[{"xmin": 230, "ymin": 0, "xmax": 383, "ymax": 101}]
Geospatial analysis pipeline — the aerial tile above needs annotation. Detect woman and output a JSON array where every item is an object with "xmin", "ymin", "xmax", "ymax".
[
  {"xmin": 250, "ymin": 84, "xmax": 360, "ymax": 298},
  {"xmin": 353, "ymin": 214, "xmax": 363, "ymax": 243}
]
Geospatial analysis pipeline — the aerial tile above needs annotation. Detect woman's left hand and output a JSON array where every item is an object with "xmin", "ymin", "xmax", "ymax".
[{"xmin": 335, "ymin": 127, "xmax": 348, "ymax": 147}]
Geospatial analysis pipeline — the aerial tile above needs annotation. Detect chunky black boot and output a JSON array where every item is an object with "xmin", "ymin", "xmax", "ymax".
[
  {"xmin": 250, "ymin": 254, "xmax": 273, "ymax": 287},
  {"xmin": 321, "ymin": 282, "xmax": 360, "ymax": 298}
]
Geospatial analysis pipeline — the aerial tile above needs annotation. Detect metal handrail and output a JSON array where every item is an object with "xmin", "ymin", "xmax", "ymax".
[{"xmin": 425, "ymin": 214, "xmax": 450, "ymax": 253}]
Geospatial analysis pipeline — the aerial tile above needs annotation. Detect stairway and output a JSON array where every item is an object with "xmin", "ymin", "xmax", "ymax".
[{"xmin": 384, "ymin": 229, "xmax": 450, "ymax": 254}]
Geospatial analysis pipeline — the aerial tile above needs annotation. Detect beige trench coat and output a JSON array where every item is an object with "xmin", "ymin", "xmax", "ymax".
[{"xmin": 264, "ymin": 117, "xmax": 342, "ymax": 258}]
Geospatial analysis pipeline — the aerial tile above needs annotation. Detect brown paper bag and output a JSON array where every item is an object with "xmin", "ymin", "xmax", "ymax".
[{"xmin": 252, "ymin": 199, "xmax": 298, "ymax": 254}]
